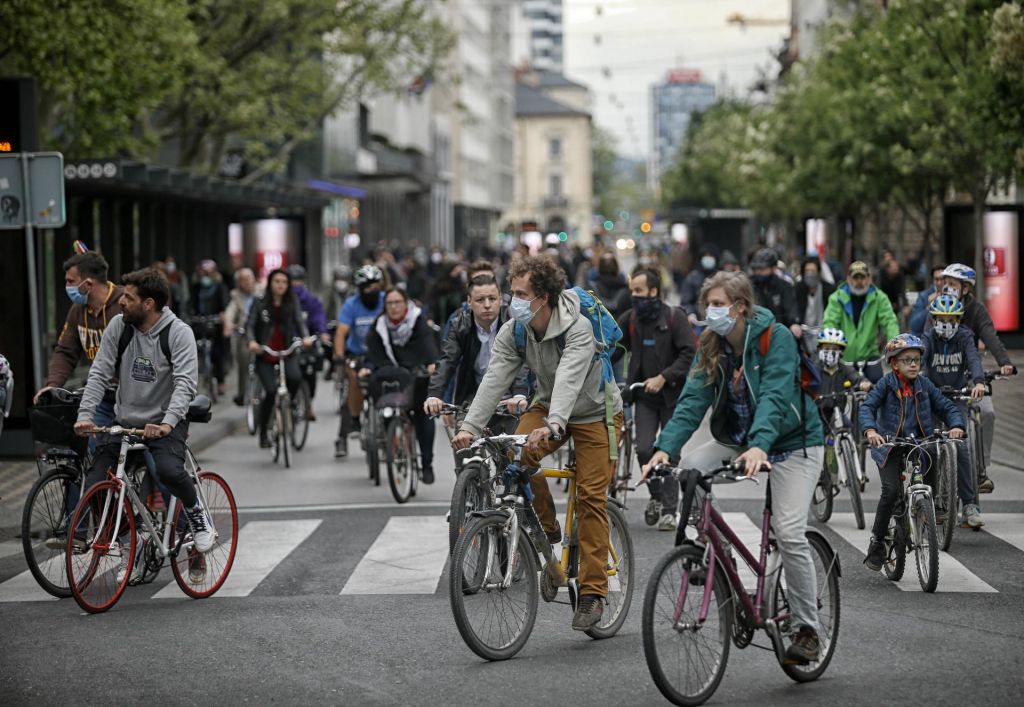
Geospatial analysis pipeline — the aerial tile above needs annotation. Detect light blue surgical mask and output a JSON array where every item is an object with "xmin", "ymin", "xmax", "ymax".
[
  {"xmin": 509, "ymin": 296, "xmax": 537, "ymax": 324},
  {"xmin": 65, "ymin": 282, "xmax": 88, "ymax": 306},
  {"xmin": 705, "ymin": 305, "xmax": 736, "ymax": 336}
]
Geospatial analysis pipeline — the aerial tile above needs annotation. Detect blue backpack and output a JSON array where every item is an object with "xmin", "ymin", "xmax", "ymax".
[{"xmin": 513, "ymin": 287, "xmax": 623, "ymax": 458}]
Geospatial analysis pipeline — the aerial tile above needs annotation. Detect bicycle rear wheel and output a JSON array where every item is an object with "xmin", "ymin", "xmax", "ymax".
[
  {"xmin": 66, "ymin": 481, "xmax": 135, "ymax": 614},
  {"xmin": 365, "ymin": 410, "xmax": 380, "ymax": 485},
  {"xmin": 170, "ymin": 472, "xmax": 239, "ymax": 598},
  {"xmin": 449, "ymin": 514, "xmax": 539, "ymax": 661},
  {"xmin": 810, "ymin": 466, "xmax": 833, "ymax": 524},
  {"xmin": 586, "ymin": 502, "xmax": 635, "ymax": 639},
  {"xmin": 913, "ymin": 498, "xmax": 939, "ymax": 593},
  {"xmin": 642, "ymin": 544, "xmax": 731, "ymax": 706},
  {"xmin": 882, "ymin": 516, "xmax": 906, "ymax": 582},
  {"xmin": 290, "ymin": 382, "xmax": 311, "ymax": 451},
  {"xmin": 22, "ymin": 467, "xmax": 79, "ymax": 598},
  {"xmin": 838, "ymin": 436, "xmax": 865, "ymax": 530},
  {"xmin": 970, "ymin": 415, "xmax": 987, "ymax": 492},
  {"xmin": 449, "ymin": 462, "xmax": 491, "ymax": 554},
  {"xmin": 386, "ymin": 418, "xmax": 414, "ymax": 504},
  {"xmin": 936, "ymin": 442, "xmax": 957, "ymax": 551}
]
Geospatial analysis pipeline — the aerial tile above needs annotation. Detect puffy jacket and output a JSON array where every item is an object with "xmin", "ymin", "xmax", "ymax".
[
  {"xmin": 858, "ymin": 372, "xmax": 965, "ymax": 466},
  {"xmin": 822, "ymin": 284, "xmax": 900, "ymax": 363},
  {"xmin": 922, "ymin": 326, "xmax": 984, "ymax": 389},
  {"xmin": 654, "ymin": 306, "xmax": 824, "ymax": 456}
]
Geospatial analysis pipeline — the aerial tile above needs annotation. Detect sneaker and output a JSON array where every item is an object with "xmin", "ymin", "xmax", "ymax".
[
  {"xmin": 334, "ymin": 437, "xmax": 348, "ymax": 458},
  {"xmin": 185, "ymin": 503, "xmax": 215, "ymax": 554},
  {"xmin": 784, "ymin": 625, "xmax": 821, "ymax": 665},
  {"xmin": 978, "ymin": 476, "xmax": 994, "ymax": 494},
  {"xmin": 864, "ymin": 538, "xmax": 885, "ymax": 572},
  {"xmin": 421, "ymin": 465, "xmax": 435, "ymax": 484},
  {"xmin": 962, "ymin": 503, "xmax": 985, "ymax": 528},
  {"xmin": 658, "ymin": 514, "xmax": 678, "ymax": 531},
  {"xmin": 571, "ymin": 594, "xmax": 604, "ymax": 631},
  {"xmin": 644, "ymin": 497, "xmax": 662, "ymax": 526},
  {"xmin": 188, "ymin": 550, "xmax": 207, "ymax": 583}
]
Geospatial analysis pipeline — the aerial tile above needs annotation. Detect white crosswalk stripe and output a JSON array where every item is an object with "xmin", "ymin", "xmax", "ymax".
[
  {"xmin": 977, "ymin": 513, "xmax": 1024, "ymax": 553},
  {"xmin": 341, "ymin": 516, "xmax": 449, "ymax": 595},
  {"xmin": 0, "ymin": 555, "xmax": 62, "ymax": 602}
]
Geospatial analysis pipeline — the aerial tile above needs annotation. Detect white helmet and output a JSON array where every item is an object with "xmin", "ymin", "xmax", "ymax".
[{"xmin": 941, "ymin": 263, "xmax": 976, "ymax": 287}]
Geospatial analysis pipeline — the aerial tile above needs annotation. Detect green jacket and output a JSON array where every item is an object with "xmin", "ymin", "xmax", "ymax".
[
  {"xmin": 822, "ymin": 284, "xmax": 900, "ymax": 363},
  {"xmin": 654, "ymin": 306, "xmax": 824, "ymax": 456}
]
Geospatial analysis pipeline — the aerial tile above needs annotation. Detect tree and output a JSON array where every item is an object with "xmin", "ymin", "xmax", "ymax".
[{"xmin": 591, "ymin": 125, "xmax": 618, "ymax": 219}]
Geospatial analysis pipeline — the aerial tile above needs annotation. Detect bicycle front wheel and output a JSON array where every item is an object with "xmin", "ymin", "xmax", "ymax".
[
  {"xmin": 386, "ymin": 418, "xmax": 413, "ymax": 504},
  {"xmin": 22, "ymin": 467, "xmax": 79, "ymax": 597},
  {"xmin": 290, "ymin": 383, "xmax": 311, "ymax": 451},
  {"xmin": 365, "ymin": 411, "xmax": 380, "ymax": 485},
  {"xmin": 970, "ymin": 415, "xmax": 986, "ymax": 490},
  {"xmin": 610, "ymin": 430, "xmax": 633, "ymax": 504},
  {"xmin": 586, "ymin": 502, "xmax": 635, "ymax": 639},
  {"xmin": 882, "ymin": 516, "xmax": 906, "ymax": 582},
  {"xmin": 642, "ymin": 544, "xmax": 731, "ymax": 706},
  {"xmin": 810, "ymin": 466, "xmax": 833, "ymax": 524},
  {"xmin": 170, "ymin": 472, "xmax": 239, "ymax": 598},
  {"xmin": 66, "ymin": 481, "xmax": 135, "ymax": 614},
  {"xmin": 838, "ymin": 436, "xmax": 865, "ymax": 530},
  {"xmin": 449, "ymin": 462, "xmax": 491, "ymax": 554},
  {"xmin": 449, "ymin": 514, "xmax": 538, "ymax": 661},
  {"xmin": 913, "ymin": 498, "xmax": 939, "ymax": 593},
  {"xmin": 936, "ymin": 442, "xmax": 957, "ymax": 551}
]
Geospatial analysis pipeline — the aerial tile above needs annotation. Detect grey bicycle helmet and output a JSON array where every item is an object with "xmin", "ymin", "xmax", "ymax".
[
  {"xmin": 285, "ymin": 264, "xmax": 307, "ymax": 281},
  {"xmin": 354, "ymin": 265, "xmax": 384, "ymax": 287}
]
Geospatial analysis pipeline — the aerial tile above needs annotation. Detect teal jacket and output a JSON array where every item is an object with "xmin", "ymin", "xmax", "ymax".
[
  {"xmin": 822, "ymin": 284, "xmax": 900, "ymax": 363},
  {"xmin": 654, "ymin": 306, "xmax": 824, "ymax": 455}
]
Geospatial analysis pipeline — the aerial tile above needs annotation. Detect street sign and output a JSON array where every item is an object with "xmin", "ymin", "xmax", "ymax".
[{"xmin": 0, "ymin": 152, "xmax": 66, "ymax": 230}]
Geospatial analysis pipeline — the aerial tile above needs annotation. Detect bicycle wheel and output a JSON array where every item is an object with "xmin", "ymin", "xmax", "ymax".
[
  {"xmin": 21, "ymin": 467, "xmax": 79, "ymax": 598},
  {"xmin": 290, "ymin": 382, "xmax": 311, "ymax": 450},
  {"xmin": 271, "ymin": 406, "xmax": 283, "ymax": 463},
  {"xmin": 970, "ymin": 415, "xmax": 986, "ymax": 491},
  {"xmin": 386, "ymin": 418, "xmax": 413, "ymax": 504},
  {"xmin": 449, "ymin": 514, "xmax": 538, "ymax": 661},
  {"xmin": 810, "ymin": 466, "xmax": 833, "ymax": 524},
  {"xmin": 586, "ymin": 502, "xmax": 635, "ymax": 639},
  {"xmin": 245, "ymin": 373, "xmax": 260, "ymax": 436},
  {"xmin": 838, "ymin": 436, "xmax": 865, "ymax": 530},
  {"xmin": 366, "ymin": 411, "xmax": 380, "ymax": 485},
  {"xmin": 279, "ymin": 400, "xmax": 292, "ymax": 469},
  {"xmin": 170, "ymin": 472, "xmax": 239, "ymax": 598},
  {"xmin": 642, "ymin": 544, "xmax": 731, "ymax": 706},
  {"xmin": 936, "ymin": 442, "xmax": 957, "ymax": 551},
  {"xmin": 449, "ymin": 462, "xmax": 491, "ymax": 554},
  {"xmin": 610, "ymin": 429, "xmax": 632, "ymax": 504},
  {"xmin": 882, "ymin": 517, "xmax": 906, "ymax": 582},
  {"xmin": 913, "ymin": 498, "xmax": 939, "ymax": 593},
  {"xmin": 66, "ymin": 481, "xmax": 135, "ymax": 614},
  {"xmin": 771, "ymin": 531, "xmax": 841, "ymax": 682}
]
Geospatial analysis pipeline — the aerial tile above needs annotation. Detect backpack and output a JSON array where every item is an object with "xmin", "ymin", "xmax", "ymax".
[
  {"xmin": 758, "ymin": 324, "xmax": 820, "ymax": 454},
  {"xmin": 115, "ymin": 323, "xmax": 173, "ymax": 373},
  {"xmin": 513, "ymin": 287, "xmax": 623, "ymax": 459}
]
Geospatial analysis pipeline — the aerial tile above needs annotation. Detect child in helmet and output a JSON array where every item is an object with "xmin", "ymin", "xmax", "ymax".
[
  {"xmin": 922, "ymin": 294, "xmax": 987, "ymax": 528},
  {"xmin": 816, "ymin": 328, "xmax": 872, "ymax": 484},
  {"xmin": 859, "ymin": 334, "xmax": 966, "ymax": 572}
]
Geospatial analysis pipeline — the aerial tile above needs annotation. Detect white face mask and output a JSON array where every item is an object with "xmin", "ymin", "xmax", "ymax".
[
  {"xmin": 941, "ymin": 285, "xmax": 961, "ymax": 298},
  {"xmin": 704, "ymin": 304, "xmax": 736, "ymax": 335},
  {"xmin": 818, "ymin": 349, "xmax": 842, "ymax": 369},
  {"xmin": 934, "ymin": 320, "xmax": 958, "ymax": 340}
]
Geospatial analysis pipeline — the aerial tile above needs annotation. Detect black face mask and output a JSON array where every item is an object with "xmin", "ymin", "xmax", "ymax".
[
  {"xmin": 633, "ymin": 296, "xmax": 661, "ymax": 321},
  {"xmin": 752, "ymin": 273, "xmax": 773, "ymax": 286},
  {"xmin": 359, "ymin": 290, "xmax": 380, "ymax": 309}
]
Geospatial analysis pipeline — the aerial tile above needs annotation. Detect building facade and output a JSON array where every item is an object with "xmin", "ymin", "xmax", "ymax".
[
  {"xmin": 650, "ymin": 69, "xmax": 716, "ymax": 192},
  {"xmin": 516, "ymin": 0, "xmax": 564, "ymax": 72}
]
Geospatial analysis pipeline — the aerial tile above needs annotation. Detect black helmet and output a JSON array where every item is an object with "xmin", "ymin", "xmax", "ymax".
[
  {"xmin": 750, "ymin": 248, "xmax": 777, "ymax": 270},
  {"xmin": 285, "ymin": 264, "xmax": 307, "ymax": 281}
]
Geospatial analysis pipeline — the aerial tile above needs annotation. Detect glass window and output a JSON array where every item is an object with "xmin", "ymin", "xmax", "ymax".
[
  {"xmin": 549, "ymin": 174, "xmax": 562, "ymax": 197},
  {"xmin": 549, "ymin": 137, "xmax": 562, "ymax": 160}
]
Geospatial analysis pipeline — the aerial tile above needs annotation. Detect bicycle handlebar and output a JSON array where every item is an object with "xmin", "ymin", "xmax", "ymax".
[
  {"xmin": 260, "ymin": 340, "xmax": 305, "ymax": 358},
  {"xmin": 645, "ymin": 461, "xmax": 757, "ymax": 485},
  {"xmin": 88, "ymin": 425, "xmax": 147, "ymax": 437}
]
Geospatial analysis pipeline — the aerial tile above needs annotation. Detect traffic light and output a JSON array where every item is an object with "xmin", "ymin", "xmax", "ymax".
[
  {"xmin": 558, "ymin": 231, "xmax": 568, "ymax": 242},
  {"xmin": 603, "ymin": 220, "xmax": 614, "ymax": 231},
  {"xmin": 640, "ymin": 222, "xmax": 651, "ymax": 234}
]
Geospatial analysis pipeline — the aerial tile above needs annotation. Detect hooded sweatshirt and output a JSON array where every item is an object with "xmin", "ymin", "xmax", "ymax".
[
  {"xmin": 77, "ymin": 309, "xmax": 198, "ymax": 429},
  {"xmin": 46, "ymin": 283, "xmax": 124, "ymax": 388},
  {"xmin": 460, "ymin": 289, "xmax": 623, "ymax": 436}
]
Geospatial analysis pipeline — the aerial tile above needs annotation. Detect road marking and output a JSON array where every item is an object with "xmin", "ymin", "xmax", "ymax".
[
  {"xmin": 981, "ymin": 513, "xmax": 1024, "ymax": 553},
  {"xmin": 0, "ymin": 556, "xmax": 63, "ymax": 602},
  {"xmin": 238, "ymin": 499, "xmax": 571, "ymax": 514},
  {"xmin": 826, "ymin": 513, "xmax": 997, "ymax": 593},
  {"xmin": 341, "ymin": 516, "xmax": 449, "ymax": 595},
  {"xmin": 153, "ymin": 518, "xmax": 322, "ymax": 599}
]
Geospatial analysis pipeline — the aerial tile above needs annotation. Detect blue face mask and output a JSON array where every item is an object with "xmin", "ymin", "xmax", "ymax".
[
  {"xmin": 66, "ymin": 282, "xmax": 89, "ymax": 306},
  {"xmin": 509, "ymin": 296, "xmax": 537, "ymax": 324},
  {"xmin": 705, "ymin": 305, "xmax": 736, "ymax": 336}
]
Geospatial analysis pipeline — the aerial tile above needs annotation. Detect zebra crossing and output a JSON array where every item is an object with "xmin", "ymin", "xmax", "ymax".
[{"xmin": 1, "ymin": 512, "xmax": 1023, "ymax": 604}]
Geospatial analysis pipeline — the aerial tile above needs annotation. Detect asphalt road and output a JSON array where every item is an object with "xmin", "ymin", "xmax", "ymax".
[{"xmin": 2, "ymin": 390, "xmax": 1024, "ymax": 706}]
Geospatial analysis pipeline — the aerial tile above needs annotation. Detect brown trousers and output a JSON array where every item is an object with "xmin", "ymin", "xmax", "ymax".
[{"xmin": 518, "ymin": 406, "xmax": 624, "ymax": 598}]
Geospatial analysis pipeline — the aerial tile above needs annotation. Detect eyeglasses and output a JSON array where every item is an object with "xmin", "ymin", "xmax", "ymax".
[{"xmin": 895, "ymin": 357, "xmax": 922, "ymax": 366}]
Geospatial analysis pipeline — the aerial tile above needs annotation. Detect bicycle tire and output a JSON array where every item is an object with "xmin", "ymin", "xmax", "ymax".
[
  {"xmin": 365, "ymin": 410, "xmax": 381, "ymax": 485},
  {"xmin": 586, "ymin": 502, "xmax": 635, "ymax": 639},
  {"xmin": 642, "ymin": 544, "xmax": 731, "ymax": 706},
  {"xmin": 170, "ymin": 471, "xmax": 239, "ymax": 598},
  {"xmin": 21, "ymin": 466, "xmax": 79, "ymax": 597},
  {"xmin": 245, "ymin": 373, "xmax": 260, "ymax": 436},
  {"xmin": 913, "ymin": 498, "xmax": 939, "ymax": 593},
  {"xmin": 882, "ymin": 517, "xmax": 906, "ymax": 582},
  {"xmin": 449, "ymin": 514, "xmax": 539, "ymax": 661},
  {"xmin": 970, "ymin": 414, "xmax": 986, "ymax": 491},
  {"xmin": 810, "ymin": 466, "xmax": 833, "ymax": 524},
  {"xmin": 449, "ymin": 462, "xmax": 490, "ymax": 554},
  {"xmin": 937, "ymin": 442, "xmax": 957, "ymax": 551},
  {"xmin": 386, "ymin": 418, "xmax": 413, "ymax": 504},
  {"xmin": 66, "ymin": 481, "xmax": 135, "ymax": 614},
  {"xmin": 281, "ymin": 401, "xmax": 292, "ymax": 469},
  {"xmin": 838, "ymin": 436, "xmax": 865, "ymax": 530},
  {"xmin": 290, "ymin": 382, "xmax": 311, "ymax": 450},
  {"xmin": 610, "ymin": 429, "xmax": 632, "ymax": 504},
  {"xmin": 772, "ymin": 531, "xmax": 841, "ymax": 683}
]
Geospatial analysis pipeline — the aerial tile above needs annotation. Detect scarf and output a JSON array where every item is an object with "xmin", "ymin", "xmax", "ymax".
[{"xmin": 375, "ymin": 301, "xmax": 421, "ymax": 365}]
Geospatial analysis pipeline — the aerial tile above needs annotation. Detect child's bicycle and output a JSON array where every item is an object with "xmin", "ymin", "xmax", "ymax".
[
  {"xmin": 811, "ymin": 386, "xmax": 868, "ymax": 529},
  {"xmin": 641, "ymin": 461, "xmax": 841, "ymax": 706},
  {"xmin": 448, "ymin": 430, "xmax": 634, "ymax": 660}
]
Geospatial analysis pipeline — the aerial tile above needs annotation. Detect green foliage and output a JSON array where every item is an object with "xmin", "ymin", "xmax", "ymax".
[{"xmin": 592, "ymin": 125, "xmax": 618, "ymax": 218}]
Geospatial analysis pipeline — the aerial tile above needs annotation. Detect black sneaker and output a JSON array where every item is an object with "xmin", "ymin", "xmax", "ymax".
[
  {"xmin": 572, "ymin": 594, "xmax": 604, "ymax": 631},
  {"xmin": 783, "ymin": 625, "xmax": 821, "ymax": 665},
  {"xmin": 864, "ymin": 539, "xmax": 885, "ymax": 572},
  {"xmin": 334, "ymin": 437, "xmax": 348, "ymax": 458},
  {"xmin": 421, "ymin": 465, "xmax": 435, "ymax": 484},
  {"xmin": 978, "ymin": 476, "xmax": 994, "ymax": 494},
  {"xmin": 232, "ymin": 395, "xmax": 244, "ymax": 407}
]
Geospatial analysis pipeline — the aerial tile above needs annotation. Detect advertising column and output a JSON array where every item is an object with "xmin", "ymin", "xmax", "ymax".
[{"xmin": 983, "ymin": 211, "xmax": 1020, "ymax": 332}]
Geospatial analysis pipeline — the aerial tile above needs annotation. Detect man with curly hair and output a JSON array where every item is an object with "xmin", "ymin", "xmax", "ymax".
[{"xmin": 453, "ymin": 255, "xmax": 624, "ymax": 632}]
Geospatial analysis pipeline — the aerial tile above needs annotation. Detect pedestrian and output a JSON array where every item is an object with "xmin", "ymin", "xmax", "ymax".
[
  {"xmin": 878, "ymin": 255, "xmax": 905, "ymax": 315},
  {"xmin": 749, "ymin": 247, "xmax": 800, "ymax": 333},
  {"xmin": 224, "ymin": 267, "xmax": 262, "ymax": 406},
  {"xmin": 795, "ymin": 256, "xmax": 836, "ymax": 354},
  {"xmin": 189, "ymin": 259, "xmax": 229, "ymax": 396},
  {"xmin": 287, "ymin": 264, "xmax": 329, "ymax": 416}
]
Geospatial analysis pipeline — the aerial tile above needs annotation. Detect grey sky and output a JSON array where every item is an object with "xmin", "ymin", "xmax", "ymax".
[{"xmin": 561, "ymin": 0, "xmax": 790, "ymax": 159}]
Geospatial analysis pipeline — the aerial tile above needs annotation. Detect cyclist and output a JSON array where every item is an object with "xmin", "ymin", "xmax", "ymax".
[
  {"xmin": 362, "ymin": 288, "xmax": 440, "ymax": 482},
  {"xmin": 750, "ymin": 247, "xmax": 800, "ymax": 333},
  {"xmin": 246, "ymin": 269, "xmax": 311, "ymax": 449},
  {"xmin": 680, "ymin": 243, "xmax": 721, "ymax": 325},
  {"xmin": 189, "ymin": 259, "xmax": 229, "ymax": 397},
  {"xmin": 937, "ymin": 263, "xmax": 1014, "ymax": 493},
  {"xmin": 72, "ymin": 267, "xmax": 213, "ymax": 556},
  {"xmin": 642, "ymin": 271, "xmax": 826, "ymax": 665},
  {"xmin": 795, "ymin": 256, "xmax": 836, "ymax": 354},
  {"xmin": 822, "ymin": 260, "xmax": 900, "ymax": 382},
  {"xmin": 860, "ymin": 334, "xmax": 965, "ymax": 572},
  {"xmin": 909, "ymin": 263, "xmax": 946, "ymax": 335},
  {"xmin": 816, "ymin": 328, "xmax": 871, "ymax": 483},
  {"xmin": 286, "ymin": 264, "xmax": 329, "ymax": 418},
  {"xmin": 424, "ymin": 272, "xmax": 528, "ymax": 434},
  {"xmin": 922, "ymin": 294, "xmax": 986, "ymax": 527},
  {"xmin": 224, "ymin": 267, "xmax": 261, "ymax": 406},
  {"xmin": 614, "ymin": 267, "xmax": 695, "ymax": 531},
  {"xmin": 333, "ymin": 265, "xmax": 385, "ymax": 458},
  {"xmin": 452, "ymin": 255, "xmax": 625, "ymax": 632}
]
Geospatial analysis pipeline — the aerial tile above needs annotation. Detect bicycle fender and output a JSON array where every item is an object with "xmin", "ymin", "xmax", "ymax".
[
  {"xmin": 606, "ymin": 496, "xmax": 627, "ymax": 511},
  {"xmin": 806, "ymin": 528, "xmax": 841, "ymax": 578}
]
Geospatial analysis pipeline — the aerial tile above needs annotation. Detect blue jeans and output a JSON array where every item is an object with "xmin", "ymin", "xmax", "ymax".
[{"xmin": 952, "ymin": 401, "xmax": 978, "ymax": 507}]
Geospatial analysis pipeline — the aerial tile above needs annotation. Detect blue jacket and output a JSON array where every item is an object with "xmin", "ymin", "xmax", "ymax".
[
  {"xmin": 909, "ymin": 286, "xmax": 934, "ymax": 336},
  {"xmin": 858, "ymin": 372, "xmax": 965, "ymax": 466},
  {"xmin": 293, "ymin": 285, "xmax": 327, "ymax": 335},
  {"xmin": 922, "ymin": 326, "xmax": 984, "ymax": 389}
]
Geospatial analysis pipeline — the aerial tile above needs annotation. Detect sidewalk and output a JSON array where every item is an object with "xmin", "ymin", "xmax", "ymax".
[{"xmin": 0, "ymin": 397, "xmax": 248, "ymax": 542}]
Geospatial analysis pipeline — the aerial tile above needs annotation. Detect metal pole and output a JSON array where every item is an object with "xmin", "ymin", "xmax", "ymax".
[{"xmin": 22, "ymin": 154, "xmax": 45, "ymax": 391}]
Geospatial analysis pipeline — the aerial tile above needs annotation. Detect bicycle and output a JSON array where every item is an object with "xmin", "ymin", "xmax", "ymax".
[
  {"xmin": 239, "ymin": 326, "xmax": 261, "ymax": 436},
  {"xmin": 848, "ymin": 357, "xmax": 883, "ymax": 471},
  {"xmin": 963, "ymin": 368, "xmax": 1016, "ymax": 495},
  {"xmin": 811, "ymin": 387, "xmax": 867, "ymax": 529},
  {"xmin": 377, "ymin": 366, "xmax": 432, "ymax": 504},
  {"xmin": 611, "ymin": 382, "xmax": 645, "ymax": 510},
  {"xmin": 937, "ymin": 385, "xmax": 981, "ymax": 547},
  {"xmin": 641, "ymin": 461, "xmax": 841, "ymax": 705},
  {"xmin": 351, "ymin": 361, "xmax": 383, "ymax": 485},
  {"xmin": 259, "ymin": 340, "xmax": 310, "ymax": 468},
  {"xmin": 189, "ymin": 314, "xmax": 223, "ymax": 404},
  {"xmin": 65, "ymin": 401, "xmax": 238, "ymax": 613},
  {"xmin": 448, "ymin": 431, "xmax": 634, "ymax": 661}
]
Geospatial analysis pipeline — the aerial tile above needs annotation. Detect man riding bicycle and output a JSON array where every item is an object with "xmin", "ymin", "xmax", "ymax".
[
  {"xmin": 452, "ymin": 255, "xmax": 624, "ymax": 632},
  {"xmin": 822, "ymin": 261, "xmax": 899, "ymax": 382}
]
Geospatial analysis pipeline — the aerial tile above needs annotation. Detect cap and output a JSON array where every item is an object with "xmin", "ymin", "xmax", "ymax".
[{"xmin": 848, "ymin": 261, "xmax": 870, "ymax": 277}]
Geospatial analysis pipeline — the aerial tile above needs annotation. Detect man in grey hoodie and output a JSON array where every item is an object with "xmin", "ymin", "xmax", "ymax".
[
  {"xmin": 453, "ymin": 255, "xmax": 624, "ymax": 632},
  {"xmin": 74, "ymin": 268, "xmax": 213, "ymax": 553}
]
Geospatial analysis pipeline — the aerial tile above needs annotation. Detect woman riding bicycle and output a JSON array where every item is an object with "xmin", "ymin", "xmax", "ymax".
[
  {"xmin": 642, "ymin": 271, "xmax": 826, "ymax": 666},
  {"xmin": 362, "ymin": 288, "xmax": 440, "ymax": 482},
  {"xmin": 246, "ymin": 269, "xmax": 311, "ymax": 449}
]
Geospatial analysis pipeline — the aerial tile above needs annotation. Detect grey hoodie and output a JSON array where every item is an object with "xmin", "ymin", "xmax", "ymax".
[
  {"xmin": 78, "ymin": 309, "xmax": 198, "ymax": 428},
  {"xmin": 461, "ymin": 289, "xmax": 622, "ymax": 436}
]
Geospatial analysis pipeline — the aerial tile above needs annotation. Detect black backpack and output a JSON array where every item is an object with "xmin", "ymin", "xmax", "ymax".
[{"xmin": 114, "ymin": 323, "xmax": 173, "ymax": 373}]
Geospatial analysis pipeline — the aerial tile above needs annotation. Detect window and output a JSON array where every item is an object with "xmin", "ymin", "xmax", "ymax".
[
  {"xmin": 549, "ymin": 137, "xmax": 562, "ymax": 160},
  {"xmin": 549, "ymin": 174, "xmax": 562, "ymax": 197}
]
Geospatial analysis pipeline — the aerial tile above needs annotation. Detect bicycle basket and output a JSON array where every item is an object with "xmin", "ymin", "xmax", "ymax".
[
  {"xmin": 370, "ymin": 366, "xmax": 414, "ymax": 407},
  {"xmin": 29, "ymin": 402, "xmax": 87, "ymax": 455}
]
